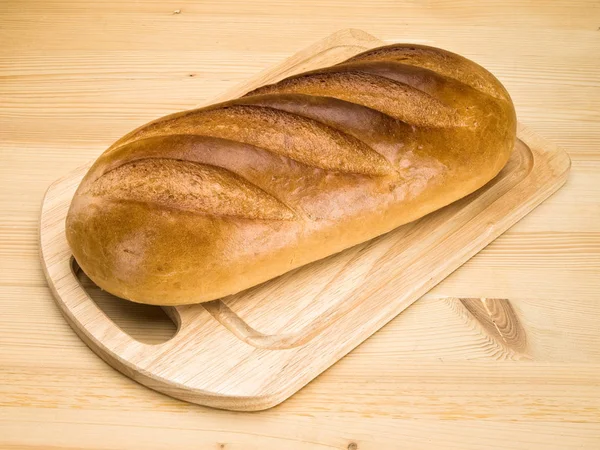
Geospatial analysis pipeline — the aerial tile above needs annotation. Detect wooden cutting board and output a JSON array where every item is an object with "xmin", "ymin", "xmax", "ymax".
[{"xmin": 39, "ymin": 29, "xmax": 570, "ymax": 411}]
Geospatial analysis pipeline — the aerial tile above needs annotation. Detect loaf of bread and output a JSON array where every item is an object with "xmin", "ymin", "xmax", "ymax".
[{"xmin": 66, "ymin": 44, "xmax": 516, "ymax": 305}]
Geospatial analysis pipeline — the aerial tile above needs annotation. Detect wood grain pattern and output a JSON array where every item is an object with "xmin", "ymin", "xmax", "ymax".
[
  {"xmin": 454, "ymin": 298, "xmax": 529, "ymax": 359},
  {"xmin": 3, "ymin": 1, "xmax": 600, "ymax": 448},
  {"xmin": 39, "ymin": 30, "xmax": 570, "ymax": 411}
]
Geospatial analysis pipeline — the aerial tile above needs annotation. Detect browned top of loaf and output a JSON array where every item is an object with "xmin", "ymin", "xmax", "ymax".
[{"xmin": 66, "ymin": 44, "xmax": 516, "ymax": 304}]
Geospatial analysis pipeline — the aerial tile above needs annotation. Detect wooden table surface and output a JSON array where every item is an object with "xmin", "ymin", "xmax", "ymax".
[{"xmin": 2, "ymin": 1, "xmax": 599, "ymax": 448}]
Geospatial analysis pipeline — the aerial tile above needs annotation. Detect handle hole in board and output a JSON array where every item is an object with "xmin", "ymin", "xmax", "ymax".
[{"xmin": 71, "ymin": 258, "xmax": 177, "ymax": 344}]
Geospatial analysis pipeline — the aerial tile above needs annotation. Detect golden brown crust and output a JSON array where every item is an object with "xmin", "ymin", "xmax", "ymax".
[{"xmin": 66, "ymin": 44, "xmax": 517, "ymax": 305}]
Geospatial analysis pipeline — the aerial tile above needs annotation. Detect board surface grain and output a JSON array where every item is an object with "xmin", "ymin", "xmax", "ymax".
[{"xmin": 39, "ymin": 30, "xmax": 570, "ymax": 411}]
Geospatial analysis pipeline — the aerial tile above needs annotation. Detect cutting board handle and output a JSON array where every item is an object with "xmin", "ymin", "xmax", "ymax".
[{"xmin": 39, "ymin": 179, "xmax": 158, "ymax": 374}]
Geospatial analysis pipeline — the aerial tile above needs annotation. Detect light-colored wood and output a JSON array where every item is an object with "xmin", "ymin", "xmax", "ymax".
[
  {"xmin": 39, "ymin": 29, "xmax": 570, "ymax": 411},
  {"xmin": 3, "ymin": 1, "xmax": 600, "ymax": 447}
]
